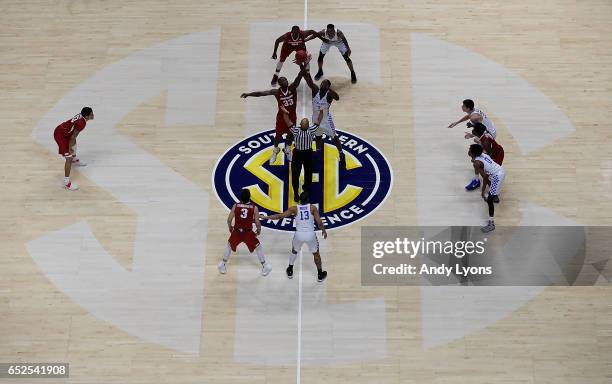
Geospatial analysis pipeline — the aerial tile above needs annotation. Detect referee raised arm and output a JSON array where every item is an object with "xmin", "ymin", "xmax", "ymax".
[{"xmin": 283, "ymin": 112, "xmax": 318, "ymax": 202}]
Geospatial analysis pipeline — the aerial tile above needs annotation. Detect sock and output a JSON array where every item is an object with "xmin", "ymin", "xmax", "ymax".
[
  {"xmin": 275, "ymin": 61, "xmax": 283, "ymax": 74},
  {"xmin": 488, "ymin": 216, "xmax": 494, "ymax": 224},
  {"xmin": 223, "ymin": 244, "xmax": 231, "ymax": 262},
  {"xmin": 472, "ymin": 176, "xmax": 479, "ymax": 182},
  {"xmin": 63, "ymin": 177, "xmax": 70, "ymax": 185},
  {"xmin": 288, "ymin": 252, "xmax": 298, "ymax": 266},
  {"xmin": 255, "ymin": 245, "xmax": 265, "ymax": 264},
  {"xmin": 317, "ymin": 267, "xmax": 322, "ymax": 273}
]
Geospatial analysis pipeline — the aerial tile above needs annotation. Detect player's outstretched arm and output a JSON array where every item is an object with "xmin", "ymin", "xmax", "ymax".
[
  {"xmin": 272, "ymin": 34, "xmax": 284, "ymax": 59},
  {"xmin": 253, "ymin": 206, "xmax": 262, "ymax": 235},
  {"xmin": 241, "ymin": 89, "xmax": 276, "ymax": 98},
  {"xmin": 338, "ymin": 30, "xmax": 351, "ymax": 56},
  {"xmin": 263, "ymin": 206, "xmax": 297, "ymax": 221},
  {"xmin": 290, "ymin": 70, "xmax": 304, "ymax": 90},
  {"xmin": 227, "ymin": 204, "xmax": 236, "ymax": 233},
  {"xmin": 307, "ymin": 29, "xmax": 329, "ymax": 43},
  {"xmin": 311, "ymin": 205, "xmax": 327, "ymax": 239},
  {"xmin": 304, "ymin": 29, "xmax": 324, "ymax": 42},
  {"xmin": 448, "ymin": 114, "xmax": 470, "ymax": 128},
  {"xmin": 465, "ymin": 131, "xmax": 476, "ymax": 139},
  {"xmin": 302, "ymin": 70, "xmax": 318, "ymax": 95}
]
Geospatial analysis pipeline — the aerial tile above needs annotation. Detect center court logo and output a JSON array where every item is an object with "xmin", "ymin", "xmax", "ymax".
[{"xmin": 213, "ymin": 129, "xmax": 393, "ymax": 231}]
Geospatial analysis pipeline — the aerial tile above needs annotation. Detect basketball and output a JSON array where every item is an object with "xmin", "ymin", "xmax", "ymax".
[{"xmin": 295, "ymin": 50, "xmax": 308, "ymax": 63}]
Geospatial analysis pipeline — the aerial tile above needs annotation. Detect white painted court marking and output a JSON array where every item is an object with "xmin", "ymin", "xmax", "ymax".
[
  {"xmin": 411, "ymin": 32, "xmax": 578, "ymax": 348},
  {"xmin": 233, "ymin": 21, "xmax": 386, "ymax": 367},
  {"xmin": 296, "ymin": 249, "xmax": 304, "ymax": 384},
  {"xmin": 28, "ymin": 30, "xmax": 220, "ymax": 354},
  {"xmin": 295, "ymin": 0, "xmax": 312, "ymax": 384},
  {"xmin": 297, "ymin": 1, "xmax": 307, "ymax": 382}
]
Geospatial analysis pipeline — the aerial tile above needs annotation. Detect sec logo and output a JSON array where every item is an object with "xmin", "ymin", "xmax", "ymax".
[{"xmin": 212, "ymin": 130, "xmax": 393, "ymax": 231}]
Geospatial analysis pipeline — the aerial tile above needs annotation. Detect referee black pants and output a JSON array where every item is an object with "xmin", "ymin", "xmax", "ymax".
[{"xmin": 291, "ymin": 149, "xmax": 313, "ymax": 198}]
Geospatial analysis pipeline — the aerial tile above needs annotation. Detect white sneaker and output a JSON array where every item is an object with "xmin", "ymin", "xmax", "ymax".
[
  {"xmin": 284, "ymin": 146, "xmax": 292, "ymax": 162},
  {"xmin": 270, "ymin": 147, "xmax": 280, "ymax": 164},
  {"xmin": 218, "ymin": 261, "xmax": 227, "ymax": 274},
  {"xmin": 64, "ymin": 181, "xmax": 79, "ymax": 191},
  {"xmin": 261, "ymin": 262, "xmax": 272, "ymax": 276},
  {"xmin": 72, "ymin": 158, "xmax": 87, "ymax": 166}
]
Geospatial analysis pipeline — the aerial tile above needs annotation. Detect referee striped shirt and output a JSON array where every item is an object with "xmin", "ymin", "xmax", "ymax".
[{"xmin": 290, "ymin": 124, "xmax": 318, "ymax": 150}]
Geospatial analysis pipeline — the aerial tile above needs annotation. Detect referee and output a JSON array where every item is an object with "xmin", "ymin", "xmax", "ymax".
[{"xmin": 287, "ymin": 114, "xmax": 319, "ymax": 202}]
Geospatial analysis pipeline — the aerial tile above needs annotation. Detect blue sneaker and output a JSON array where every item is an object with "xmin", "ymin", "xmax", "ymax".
[{"xmin": 465, "ymin": 179, "xmax": 481, "ymax": 191}]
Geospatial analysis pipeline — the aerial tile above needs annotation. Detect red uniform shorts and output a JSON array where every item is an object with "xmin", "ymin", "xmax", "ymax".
[
  {"xmin": 276, "ymin": 110, "xmax": 296, "ymax": 137},
  {"xmin": 280, "ymin": 43, "xmax": 305, "ymax": 62},
  {"xmin": 53, "ymin": 128, "xmax": 72, "ymax": 157},
  {"xmin": 228, "ymin": 229, "xmax": 260, "ymax": 252},
  {"xmin": 492, "ymin": 148, "xmax": 504, "ymax": 165}
]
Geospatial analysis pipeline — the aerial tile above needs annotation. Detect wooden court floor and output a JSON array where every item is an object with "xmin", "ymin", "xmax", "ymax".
[{"xmin": 1, "ymin": 0, "xmax": 612, "ymax": 383}]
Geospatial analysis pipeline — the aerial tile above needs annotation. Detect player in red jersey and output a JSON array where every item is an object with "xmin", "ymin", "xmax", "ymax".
[
  {"xmin": 465, "ymin": 122, "xmax": 505, "ymax": 203},
  {"xmin": 241, "ymin": 68, "xmax": 305, "ymax": 164},
  {"xmin": 218, "ymin": 188, "xmax": 272, "ymax": 276},
  {"xmin": 270, "ymin": 25, "xmax": 327, "ymax": 86},
  {"xmin": 466, "ymin": 122, "xmax": 504, "ymax": 165},
  {"xmin": 52, "ymin": 107, "xmax": 94, "ymax": 190}
]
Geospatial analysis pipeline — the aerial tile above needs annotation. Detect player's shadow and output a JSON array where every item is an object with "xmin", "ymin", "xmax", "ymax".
[{"xmin": 323, "ymin": 77, "xmax": 352, "ymax": 93}]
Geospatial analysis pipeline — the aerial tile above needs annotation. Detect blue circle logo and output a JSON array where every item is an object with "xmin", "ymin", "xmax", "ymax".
[{"xmin": 213, "ymin": 130, "xmax": 393, "ymax": 231}]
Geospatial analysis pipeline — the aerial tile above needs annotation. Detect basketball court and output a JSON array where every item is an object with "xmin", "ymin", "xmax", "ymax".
[{"xmin": 1, "ymin": 0, "xmax": 611, "ymax": 382}]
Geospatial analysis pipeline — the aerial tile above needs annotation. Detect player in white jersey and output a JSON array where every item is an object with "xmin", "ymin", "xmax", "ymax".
[
  {"xmin": 262, "ymin": 191, "xmax": 328, "ymax": 282},
  {"xmin": 306, "ymin": 24, "xmax": 357, "ymax": 84},
  {"xmin": 303, "ymin": 73, "xmax": 346, "ymax": 169},
  {"xmin": 448, "ymin": 99, "xmax": 497, "ymax": 138},
  {"xmin": 469, "ymin": 144, "xmax": 506, "ymax": 233}
]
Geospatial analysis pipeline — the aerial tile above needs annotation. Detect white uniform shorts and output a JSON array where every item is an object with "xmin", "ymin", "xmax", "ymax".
[
  {"xmin": 489, "ymin": 170, "xmax": 506, "ymax": 196},
  {"xmin": 313, "ymin": 111, "xmax": 337, "ymax": 138},
  {"xmin": 292, "ymin": 231, "xmax": 319, "ymax": 253},
  {"xmin": 320, "ymin": 41, "xmax": 348, "ymax": 56}
]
